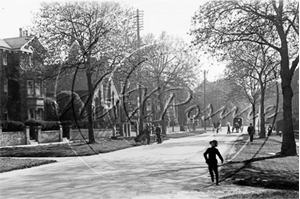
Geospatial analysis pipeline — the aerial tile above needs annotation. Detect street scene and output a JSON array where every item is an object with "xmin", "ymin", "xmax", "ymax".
[{"xmin": 0, "ymin": 0, "xmax": 299, "ymax": 198}]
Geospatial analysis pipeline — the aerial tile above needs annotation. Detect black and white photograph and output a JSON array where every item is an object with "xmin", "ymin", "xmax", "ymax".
[{"xmin": 0, "ymin": 0, "xmax": 298, "ymax": 198}]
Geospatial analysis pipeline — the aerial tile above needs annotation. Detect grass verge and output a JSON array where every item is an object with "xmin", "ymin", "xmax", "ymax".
[
  {"xmin": 221, "ymin": 190, "xmax": 299, "ymax": 199},
  {"xmin": 0, "ymin": 137, "xmax": 137, "ymax": 157},
  {"xmin": 220, "ymin": 134, "xmax": 299, "ymax": 198},
  {"xmin": 0, "ymin": 157, "xmax": 56, "ymax": 173}
]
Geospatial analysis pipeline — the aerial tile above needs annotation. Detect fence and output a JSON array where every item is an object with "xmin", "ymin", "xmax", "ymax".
[
  {"xmin": 0, "ymin": 126, "xmax": 30, "ymax": 146},
  {"xmin": 70, "ymin": 128, "xmax": 113, "ymax": 141},
  {"xmin": 0, "ymin": 126, "xmax": 63, "ymax": 146}
]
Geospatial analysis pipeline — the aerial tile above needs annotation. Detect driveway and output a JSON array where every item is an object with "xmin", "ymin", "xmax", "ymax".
[{"xmin": 0, "ymin": 131, "xmax": 244, "ymax": 199}]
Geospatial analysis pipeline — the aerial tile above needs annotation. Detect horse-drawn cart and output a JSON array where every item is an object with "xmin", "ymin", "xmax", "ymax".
[{"xmin": 232, "ymin": 117, "xmax": 243, "ymax": 133}]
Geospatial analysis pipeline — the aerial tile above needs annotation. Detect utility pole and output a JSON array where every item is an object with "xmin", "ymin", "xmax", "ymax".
[
  {"xmin": 136, "ymin": 9, "xmax": 144, "ymax": 135},
  {"xmin": 203, "ymin": 70, "xmax": 206, "ymax": 130}
]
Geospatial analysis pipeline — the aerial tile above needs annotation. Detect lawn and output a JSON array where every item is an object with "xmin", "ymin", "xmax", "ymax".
[
  {"xmin": 0, "ymin": 137, "xmax": 137, "ymax": 157},
  {"xmin": 0, "ymin": 157, "xmax": 56, "ymax": 173},
  {"xmin": 219, "ymin": 134, "xmax": 299, "ymax": 198},
  {"xmin": 221, "ymin": 190, "xmax": 299, "ymax": 199}
]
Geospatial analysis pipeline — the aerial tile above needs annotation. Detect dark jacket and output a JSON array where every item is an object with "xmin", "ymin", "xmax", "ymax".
[
  {"xmin": 155, "ymin": 126, "xmax": 161, "ymax": 135},
  {"xmin": 203, "ymin": 147, "xmax": 224, "ymax": 165},
  {"xmin": 247, "ymin": 125, "xmax": 255, "ymax": 135}
]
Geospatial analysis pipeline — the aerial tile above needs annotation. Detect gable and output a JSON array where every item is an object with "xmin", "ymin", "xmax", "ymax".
[
  {"xmin": 1, "ymin": 36, "xmax": 46, "ymax": 54},
  {"xmin": 4, "ymin": 36, "xmax": 34, "ymax": 50}
]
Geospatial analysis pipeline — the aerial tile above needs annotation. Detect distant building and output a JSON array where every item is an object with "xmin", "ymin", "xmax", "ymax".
[{"xmin": 0, "ymin": 28, "xmax": 46, "ymax": 122}]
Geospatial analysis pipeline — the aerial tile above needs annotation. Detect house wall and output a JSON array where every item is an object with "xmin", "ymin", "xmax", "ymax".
[
  {"xmin": 0, "ymin": 50, "xmax": 10, "ymax": 121},
  {"xmin": 0, "ymin": 50, "xmax": 3, "ymax": 120},
  {"xmin": 6, "ymin": 52, "xmax": 23, "ymax": 121}
]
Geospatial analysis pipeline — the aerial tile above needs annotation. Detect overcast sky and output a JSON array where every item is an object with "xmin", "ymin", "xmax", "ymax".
[{"xmin": 0, "ymin": 0, "xmax": 224, "ymax": 81}]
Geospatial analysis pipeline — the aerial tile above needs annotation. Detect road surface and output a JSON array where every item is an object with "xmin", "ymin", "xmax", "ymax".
[{"xmin": 0, "ymin": 130, "xmax": 245, "ymax": 199}]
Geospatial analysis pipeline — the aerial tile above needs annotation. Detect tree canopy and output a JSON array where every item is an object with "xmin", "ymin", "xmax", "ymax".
[{"xmin": 191, "ymin": 0, "xmax": 298, "ymax": 155}]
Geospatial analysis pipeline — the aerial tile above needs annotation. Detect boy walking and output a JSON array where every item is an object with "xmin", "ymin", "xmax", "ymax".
[{"xmin": 203, "ymin": 140, "xmax": 224, "ymax": 185}]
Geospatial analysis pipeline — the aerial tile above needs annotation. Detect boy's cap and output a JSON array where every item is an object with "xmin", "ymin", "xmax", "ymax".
[{"xmin": 210, "ymin": 140, "xmax": 218, "ymax": 145}]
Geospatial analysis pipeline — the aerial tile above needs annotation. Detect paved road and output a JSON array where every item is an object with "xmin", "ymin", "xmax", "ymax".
[{"xmin": 0, "ymin": 131, "xmax": 244, "ymax": 199}]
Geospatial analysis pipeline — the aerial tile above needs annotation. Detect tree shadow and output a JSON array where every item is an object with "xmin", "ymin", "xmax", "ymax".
[
  {"xmin": 147, "ymin": 165, "xmax": 205, "ymax": 177},
  {"xmin": 225, "ymin": 154, "xmax": 285, "ymax": 165},
  {"xmin": 221, "ymin": 154, "xmax": 299, "ymax": 191}
]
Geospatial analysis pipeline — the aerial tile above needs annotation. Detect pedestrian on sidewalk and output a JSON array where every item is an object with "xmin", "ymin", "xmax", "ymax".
[
  {"xmin": 155, "ymin": 124, "xmax": 162, "ymax": 144},
  {"xmin": 203, "ymin": 140, "xmax": 224, "ymax": 185},
  {"xmin": 267, "ymin": 125, "xmax": 272, "ymax": 137},
  {"xmin": 226, "ymin": 122, "xmax": 231, "ymax": 135},
  {"xmin": 247, "ymin": 123, "xmax": 255, "ymax": 142}
]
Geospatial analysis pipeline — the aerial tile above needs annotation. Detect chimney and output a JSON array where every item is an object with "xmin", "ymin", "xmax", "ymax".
[{"xmin": 19, "ymin": 28, "xmax": 22, "ymax": 37}]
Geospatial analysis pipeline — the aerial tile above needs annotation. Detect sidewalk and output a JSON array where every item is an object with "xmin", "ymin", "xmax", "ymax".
[{"xmin": 268, "ymin": 133, "xmax": 299, "ymax": 147}]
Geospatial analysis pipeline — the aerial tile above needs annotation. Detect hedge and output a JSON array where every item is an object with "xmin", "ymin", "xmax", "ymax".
[
  {"xmin": 0, "ymin": 121, "xmax": 25, "ymax": 132},
  {"xmin": 24, "ymin": 119, "xmax": 42, "ymax": 127},
  {"xmin": 24, "ymin": 119, "xmax": 60, "ymax": 131},
  {"xmin": 41, "ymin": 121, "xmax": 60, "ymax": 131},
  {"xmin": 60, "ymin": 120, "xmax": 73, "ymax": 127}
]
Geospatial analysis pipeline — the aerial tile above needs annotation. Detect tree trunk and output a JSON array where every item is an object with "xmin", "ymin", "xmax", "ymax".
[
  {"xmin": 280, "ymin": 77, "xmax": 296, "ymax": 155},
  {"xmin": 86, "ymin": 68, "xmax": 96, "ymax": 144},
  {"xmin": 138, "ymin": 83, "xmax": 143, "ymax": 135},
  {"xmin": 259, "ymin": 87, "xmax": 266, "ymax": 138},
  {"xmin": 280, "ymin": 52, "xmax": 297, "ymax": 156},
  {"xmin": 252, "ymin": 102, "xmax": 256, "ymax": 133},
  {"xmin": 157, "ymin": 78, "xmax": 166, "ymax": 135}
]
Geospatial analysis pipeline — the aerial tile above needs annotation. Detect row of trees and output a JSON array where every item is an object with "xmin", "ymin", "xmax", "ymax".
[
  {"xmin": 190, "ymin": 0, "xmax": 298, "ymax": 156},
  {"xmin": 30, "ymin": 2, "xmax": 200, "ymax": 143}
]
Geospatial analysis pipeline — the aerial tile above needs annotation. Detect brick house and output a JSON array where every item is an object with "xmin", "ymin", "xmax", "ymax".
[{"xmin": 0, "ymin": 29, "xmax": 46, "ymax": 122}]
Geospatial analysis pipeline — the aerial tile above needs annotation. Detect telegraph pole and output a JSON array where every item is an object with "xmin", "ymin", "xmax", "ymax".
[
  {"xmin": 136, "ymin": 9, "xmax": 144, "ymax": 135},
  {"xmin": 203, "ymin": 70, "xmax": 206, "ymax": 130}
]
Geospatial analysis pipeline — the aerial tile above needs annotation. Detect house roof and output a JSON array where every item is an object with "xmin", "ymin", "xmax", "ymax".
[
  {"xmin": 0, "ymin": 36, "xmax": 35, "ymax": 52},
  {"xmin": 0, "ymin": 39, "xmax": 11, "ymax": 49}
]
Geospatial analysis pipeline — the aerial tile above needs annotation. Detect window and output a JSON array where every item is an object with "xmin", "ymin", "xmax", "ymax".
[
  {"xmin": 35, "ymin": 80, "xmax": 41, "ymax": 97},
  {"xmin": 3, "ymin": 53, "xmax": 7, "ymax": 65},
  {"xmin": 36, "ymin": 109, "xmax": 43, "ymax": 120},
  {"xmin": 29, "ymin": 109, "xmax": 35, "ymax": 119},
  {"xmin": 4, "ymin": 78, "xmax": 8, "ymax": 93},
  {"xmin": 29, "ymin": 55, "xmax": 32, "ymax": 66},
  {"xmin": 27, "ymin": 80, "xmax": 34, "ymax": 96}
]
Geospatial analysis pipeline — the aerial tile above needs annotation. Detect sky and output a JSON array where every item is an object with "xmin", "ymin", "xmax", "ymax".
[{"xmin": 0, "ymin": 0, "xmax": 225, "ymax": 81}]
